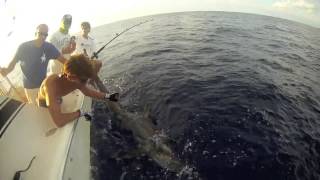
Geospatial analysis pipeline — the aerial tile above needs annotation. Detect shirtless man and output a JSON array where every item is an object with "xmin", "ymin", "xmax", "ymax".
[{"xmin": 37, "ymin": 54, "xmax": 118, "ymax": 127}]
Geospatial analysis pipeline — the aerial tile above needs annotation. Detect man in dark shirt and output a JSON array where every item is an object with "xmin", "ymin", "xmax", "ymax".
[{"xmin": 0, "ymin": 24, "xmax": 67, "ymax": 103}]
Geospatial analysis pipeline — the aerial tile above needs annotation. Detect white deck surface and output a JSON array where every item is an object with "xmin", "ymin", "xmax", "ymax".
[{"xmin": 0, "ymin": 90, "xmax": 91, "ymax": 180}]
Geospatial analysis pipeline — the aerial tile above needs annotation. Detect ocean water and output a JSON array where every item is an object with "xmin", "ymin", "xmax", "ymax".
[{"xmin": 90, "ymin": 12, "xmax": 320, "ymax": 180}]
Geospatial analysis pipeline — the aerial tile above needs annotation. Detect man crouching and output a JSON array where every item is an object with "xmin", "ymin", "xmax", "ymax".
[{"xmin": 37, "ymin": 54, "xmax": 118, "ymax": 127}]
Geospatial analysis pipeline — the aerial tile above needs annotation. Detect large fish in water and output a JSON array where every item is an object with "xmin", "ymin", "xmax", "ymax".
[{"xmin": 93, "ymin": 79, "xmax": 184, "ymax": 172}]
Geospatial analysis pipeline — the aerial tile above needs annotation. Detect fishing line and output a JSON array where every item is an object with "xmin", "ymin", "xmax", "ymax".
[{"xmin": 91, "ymin": 19, "xmax": 153, "ymax": 59}]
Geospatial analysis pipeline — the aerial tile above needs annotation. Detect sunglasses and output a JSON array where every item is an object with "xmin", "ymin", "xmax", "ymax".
[{"xmin": 37, "ymin": 32, "xmax": 48, "ymax": 37}]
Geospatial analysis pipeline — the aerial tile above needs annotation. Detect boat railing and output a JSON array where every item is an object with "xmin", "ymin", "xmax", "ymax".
[{"xmin": 0, "ymin": 74, "xmax": 27, "ymax": 102}]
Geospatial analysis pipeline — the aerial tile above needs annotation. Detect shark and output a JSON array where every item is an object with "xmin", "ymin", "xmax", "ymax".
[{"xmin": 93, "ymin": 78, "xmax": 185, "ymax": 172}]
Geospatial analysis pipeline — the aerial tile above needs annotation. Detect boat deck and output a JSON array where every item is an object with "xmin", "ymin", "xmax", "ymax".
[{"xmin": 0, "ymin": 90, "xmax": 91, "ymax": 180}]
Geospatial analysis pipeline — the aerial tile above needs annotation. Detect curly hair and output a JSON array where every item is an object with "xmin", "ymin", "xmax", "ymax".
[{"xmin": 63, "ymin": 54, "xmax": 94, "ymax": 79}]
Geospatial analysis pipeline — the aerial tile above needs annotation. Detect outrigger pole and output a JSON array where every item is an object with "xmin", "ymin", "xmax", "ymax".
[{"xmin": 91, "ymin": 19, "xmax": 153, "ymax": 59}]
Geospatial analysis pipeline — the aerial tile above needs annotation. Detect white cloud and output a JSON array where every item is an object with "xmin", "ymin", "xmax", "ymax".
[{"xmin": 273, "ymin": 0, "xmax": 317, "ymax": 13}]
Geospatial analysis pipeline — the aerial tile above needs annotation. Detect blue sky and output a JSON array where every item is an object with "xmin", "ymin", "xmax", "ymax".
[{"xmin": 0, "ymin": 0, "xmax": 319, "ymax": 66}]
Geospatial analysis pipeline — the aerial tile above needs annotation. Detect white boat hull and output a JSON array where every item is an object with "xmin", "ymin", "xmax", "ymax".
[{"xmin": 0, "ymin": 90, "xmax": 91, "ymax": 180}]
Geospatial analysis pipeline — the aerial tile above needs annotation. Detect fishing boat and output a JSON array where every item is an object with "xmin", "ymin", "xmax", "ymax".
[
  {"xmin": 0, "ymin": 19, "xmax": 153, "ymax": 180},
  {"xmin": 0, "ymin": 73, "xmax": 91, "ymax": 180}
]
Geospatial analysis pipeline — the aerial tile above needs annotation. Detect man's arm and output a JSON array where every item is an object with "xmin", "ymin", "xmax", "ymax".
[
  {"xmin": 57, "ymin": 54, "xmax": 67, "ymax": 64},
  {"xmin": 79, "ymin": 84, "xmax": 105, "ymax": 99},
  {"xmin": 0, "ymin": 57, "xmax": 18, "ymax": 76},
  {"xmin": 79, "ymin": 83, "xmax": 119, "ymax": 102},
  {"xmin": 48, "ymin": 42, "xmax": 67, "ymax": 64},
  {"xmin": 61, "ymin": 45, "xmax": 75, "ymax": 54}
]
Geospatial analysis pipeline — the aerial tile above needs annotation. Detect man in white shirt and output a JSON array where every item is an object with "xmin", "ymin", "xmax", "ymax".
[
  {"xmin": 73, "ymin": 21, "xmax": 96, "ymax": 58},
  {"xmin": 48, "ymin": 14, "xmax": 76, "ymax": 75},
  {"xmin": 73, "ymin": 21, "xmax": 102, "ymax": 82}
]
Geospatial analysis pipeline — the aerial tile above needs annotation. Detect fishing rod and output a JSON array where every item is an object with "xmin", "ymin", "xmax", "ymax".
[{"xmin": 91, "ymin": 19, "xmax": 153, "ymax": 59}]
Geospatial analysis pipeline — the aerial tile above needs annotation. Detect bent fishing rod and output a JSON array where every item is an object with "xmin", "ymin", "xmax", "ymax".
[{"xmin": 91, "ymin": 19, "xmax": 153, "ymax": 59}]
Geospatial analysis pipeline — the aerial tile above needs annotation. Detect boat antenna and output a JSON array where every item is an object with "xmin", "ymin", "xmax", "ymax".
[{"xmin": 91, "ymin": 19, "xmax": 153, "ymax": 59}]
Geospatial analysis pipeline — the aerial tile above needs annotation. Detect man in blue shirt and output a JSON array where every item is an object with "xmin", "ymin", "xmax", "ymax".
[{"xmin": 0, "ymin": 24, "xmax": 67, "ymax": 103}]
